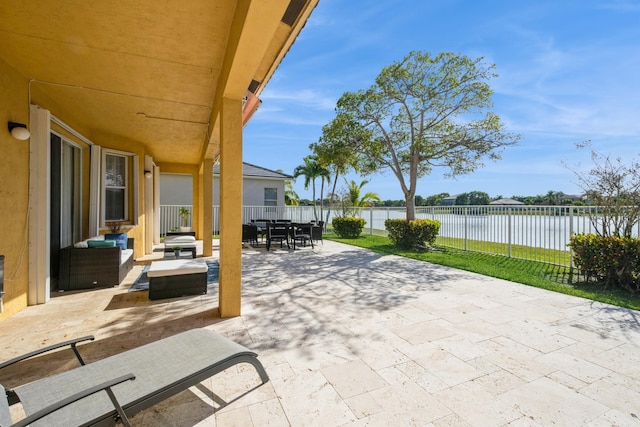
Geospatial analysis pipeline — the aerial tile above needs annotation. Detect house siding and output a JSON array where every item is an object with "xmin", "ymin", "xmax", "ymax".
[
  {"xmin": 160, "ymin": 174, "xmax": 193, "ymax": 205},
  {"xmin": 234, "ymin": 177, "xmax": 285, "ymax": 206},
  {"xmin": 160, "ymin": 168, "xmax": 288, "ymax": 207}
]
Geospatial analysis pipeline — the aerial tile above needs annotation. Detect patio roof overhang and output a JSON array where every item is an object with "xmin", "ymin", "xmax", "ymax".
[{"xmin": 0, "ymin": 0, "xmax": 317, "ymax": 165}]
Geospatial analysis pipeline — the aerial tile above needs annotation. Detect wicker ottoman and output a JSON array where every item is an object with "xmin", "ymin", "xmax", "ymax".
[{"xmin": 147, "ymin": 259, "xmax": 208, "ymax": 300}]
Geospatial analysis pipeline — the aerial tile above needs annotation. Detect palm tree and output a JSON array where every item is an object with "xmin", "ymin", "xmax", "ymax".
[
  {"xmin": 292, "ymin": 156, "xmax": 330, "ymax": 220},
  {"xmin": 284, "ymin": 179, "xmax": 299, "ymax": 206},
  {"xmin": 343, "ymin": 179, "xmax": 381, "ymax": 216},
  {"xmin": 276, "ymin": 169, "xmax": 299, "ymax": 206}
]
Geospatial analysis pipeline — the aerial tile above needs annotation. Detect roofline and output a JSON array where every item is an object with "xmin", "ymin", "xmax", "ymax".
[{"xmin": 213, "ymin": 161, "xmax": 292, "ymax": 179}]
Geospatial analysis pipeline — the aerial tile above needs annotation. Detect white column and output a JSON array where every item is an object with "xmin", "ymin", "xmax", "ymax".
[{"xmin": 28, "ymin": 105, "xmax": 51, "ymax": 305}]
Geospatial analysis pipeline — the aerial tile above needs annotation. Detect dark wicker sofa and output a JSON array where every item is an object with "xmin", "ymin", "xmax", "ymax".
[{"xmin": 59, "ymin": 238, "xmax": 134, "ymax": 291}]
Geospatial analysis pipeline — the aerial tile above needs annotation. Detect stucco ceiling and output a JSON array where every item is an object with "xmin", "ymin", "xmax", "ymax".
[{"xmin": 0, "ymin": 0, "xmax": 317, "ymax": 165}]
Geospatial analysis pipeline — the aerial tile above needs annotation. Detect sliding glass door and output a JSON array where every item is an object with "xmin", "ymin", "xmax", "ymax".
[{"xmin": 51, "ymin": 133, "xmax": 83, "ymax": 288}]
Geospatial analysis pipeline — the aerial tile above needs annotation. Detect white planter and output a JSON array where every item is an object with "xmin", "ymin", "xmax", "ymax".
[{"xmin": 180, "ymin": 226, "xmax": 191, "ymax": 232}]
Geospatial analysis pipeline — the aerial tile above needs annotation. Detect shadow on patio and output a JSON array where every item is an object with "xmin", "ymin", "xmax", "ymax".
[{"xmin": 2, "ymin": 240, "xmax": 640, "ymax": 425}]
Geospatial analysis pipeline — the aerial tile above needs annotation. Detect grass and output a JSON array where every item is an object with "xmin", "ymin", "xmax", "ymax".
[
  {"xmin": 435, "ymin": 236, "xmax": 572, "ymax": 266},
  {"xmin": 352, "ymin": 230, "xmax": 573, "ymax": 266},
  {"xmin": 326, "ymin": 233, "xmax": 640, "ymax": 311}
]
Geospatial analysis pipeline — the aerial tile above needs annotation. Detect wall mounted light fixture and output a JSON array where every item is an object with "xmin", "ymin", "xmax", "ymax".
[
  {"xmin": 144, "ymin": 170, "xmax": 153, "ymax": 179},
  {"xmin": 8, "ymin": 122, "xmax": 30, "ymax": 140}
]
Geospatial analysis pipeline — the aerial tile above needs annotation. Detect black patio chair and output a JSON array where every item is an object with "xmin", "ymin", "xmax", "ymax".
[
  {"xmin": 311, "ymin": 224, "xmax": 323, "ymax": 245},
  {"xmin": 291, "ymin": 223, "xmax": 314, "ymax": 249},
  {"xmin": 251, "ymin": 220, "xmax": 268, "ymax": 242},
  {"xmin": 242, "ymin": 224, "xmax": 259, "ymax": 246},
  {"xmin": 266, "ymin": 222, "xmax": 291, "ymax": 250}
]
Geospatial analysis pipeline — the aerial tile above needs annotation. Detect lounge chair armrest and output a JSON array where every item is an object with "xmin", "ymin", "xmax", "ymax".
[
  {"xmin": 10, "ymin": 373, "xmax": 135, "ymax": 427},
  {"xmin": 0, "ymin": 336, "xmax": 95, "ymax": 370}
]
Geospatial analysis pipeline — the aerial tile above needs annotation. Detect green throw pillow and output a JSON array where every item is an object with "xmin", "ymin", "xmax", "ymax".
[{"xmin": 87, "ymin": 240, "xmax": 117, "ymax": 248}]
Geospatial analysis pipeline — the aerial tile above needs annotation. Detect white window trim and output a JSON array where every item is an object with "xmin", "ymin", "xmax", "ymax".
[
  {"xmin": 264, "ymin": 187, "xmax": 277, "ymax": 212},
  {"xmin": 101, "ymin": 149, "xmax": 139, "ymax": 225}
]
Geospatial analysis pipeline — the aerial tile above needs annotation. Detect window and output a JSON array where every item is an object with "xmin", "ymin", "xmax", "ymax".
[
  {"xmin": 104, "ymin": 153, "xmax": 128, "ymax": 221},
  {"xmin": 264, "ymin": 188, "xmax": 277, "ymax": 212}
]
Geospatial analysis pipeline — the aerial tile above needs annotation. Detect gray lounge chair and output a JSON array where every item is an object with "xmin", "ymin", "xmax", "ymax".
[{"xmin": 1, "ymin": 328, "xmax": 269, "ymax": 426}]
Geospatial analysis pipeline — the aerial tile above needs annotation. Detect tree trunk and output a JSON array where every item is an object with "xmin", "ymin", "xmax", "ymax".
[
  {"xmin": 325, "ymin": 173, "xmax": 340, "ymax": 228},
  {"xmin": 405, "ymin": 192, "xmax": 416, "ymax": 221},
  {"xmin": 319, "ymin": 178, "xmax": 325, "ymax": 224},
  {"xmin": 312, "ymin": 180, "xmax": 317, "ymax": 221}
]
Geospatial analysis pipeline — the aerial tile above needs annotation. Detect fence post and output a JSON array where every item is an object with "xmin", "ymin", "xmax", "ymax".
[
  {"xmin": 569, "ymin": 207, "xmax": 574, "ymax": 269},
  {"xmin": 464, "ymin": 207, "xmax": 468, "ymax": 251},
  {"xmin": 369, "ymin": 207, "xmax": 373, "ymax": 235},
  {"xmin": 508, "ymin": 207, "xmax": 512, "ymax": 258}
]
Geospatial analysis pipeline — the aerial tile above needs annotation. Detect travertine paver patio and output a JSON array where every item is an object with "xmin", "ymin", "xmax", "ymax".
[{"xmin": 1, "ymin": 240, "xmax": 640, "ymax": 426}]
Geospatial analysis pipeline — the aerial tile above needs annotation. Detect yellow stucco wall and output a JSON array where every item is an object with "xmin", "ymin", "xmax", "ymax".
[
  {"xmin": 0, "ymin": 59, "xmax": 31, "ymax": 319},
  {"xmin": 0, "ymin": 59, "xmax": 155, "ymax": 320}
]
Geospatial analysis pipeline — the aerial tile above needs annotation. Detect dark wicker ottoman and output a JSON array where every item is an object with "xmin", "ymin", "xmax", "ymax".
[{"xmin": 147, "ymin": 259, "xmax": 208, "ymax": 300}]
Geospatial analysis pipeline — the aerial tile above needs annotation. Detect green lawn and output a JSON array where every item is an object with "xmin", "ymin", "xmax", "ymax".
[
  {"xmin": 326, "ymin": 233, "xmax": 640, "ymax": 311},
  {"xmin": 435, "ymin": 236, "xmax": 572, "ymax": 266}
]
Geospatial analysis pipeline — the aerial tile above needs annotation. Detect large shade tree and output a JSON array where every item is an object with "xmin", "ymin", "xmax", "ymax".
[{"xmin": 334, "ymin": 51, "xmax": 521, "ymax": 220}]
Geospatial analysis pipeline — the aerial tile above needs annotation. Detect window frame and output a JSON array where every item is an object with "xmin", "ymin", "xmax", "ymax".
[
  {"xmin": 102, "ymin": 151, "xmax": 129, "ymax": 222},
  {"xmin": 264, "ymin": 187, "xmax": 278, "ymax": 212},
  {"xmin": 54, "ymin": 132, "xmax": 84, "ymax": 246}
]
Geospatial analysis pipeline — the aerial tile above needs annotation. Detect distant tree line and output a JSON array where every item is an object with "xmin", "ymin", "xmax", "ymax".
[{"xmin": 297, "ymin": 189, "xmax": 586, "ymax": 207}]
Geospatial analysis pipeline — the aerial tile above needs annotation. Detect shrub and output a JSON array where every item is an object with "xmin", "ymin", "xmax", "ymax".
[
  {"xmin": 569, "ymin": 233, "xmax": 640, "ymax": 293},
  {"xmin": 332, "ymin": 216, "xmax": 366, "ymax": 238},
  {"xmin": 385, "ymin": 218, "xmax": 441, "ymax": 249}
]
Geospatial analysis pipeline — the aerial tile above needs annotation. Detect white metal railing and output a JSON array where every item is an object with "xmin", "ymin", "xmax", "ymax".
[
  {"xmin": 160, "ymin": 204, "xmax": 640, "ymax": 267},
  {"xmin": 159, "ymin": 205, "xmax": 193, "ymax": 234},
  {"xmin": 160, "ymin": 205, "xmax": 336, "ymax": 235}
]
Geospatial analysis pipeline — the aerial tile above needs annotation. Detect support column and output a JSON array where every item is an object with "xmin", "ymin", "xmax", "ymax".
[
  {"xmin": 28, "ymin": 105, "xmax": 51, "ymax": 305},
  {"xmin": 219, "ymin": 97, "xmax": 243, "ymax": 317},
  {"xmin": 200, "ymin": 159, "xmax": 213, "ymax": 257},
  {"xmin": 192, "ymin": 169, "xmax": 200, "ymax": 239}
]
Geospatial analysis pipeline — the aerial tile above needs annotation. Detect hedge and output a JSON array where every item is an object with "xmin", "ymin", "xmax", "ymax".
[
  {"xmin": 332, "ymin": 216, "xmax": 366, "ymax": 238},
  {"xmin": 384, "ymin": 218, "xmax": 441, "ymax": 250},
  {"xmin": 569, "ymin": 233, "xmax": 640, "ymax": 293}
]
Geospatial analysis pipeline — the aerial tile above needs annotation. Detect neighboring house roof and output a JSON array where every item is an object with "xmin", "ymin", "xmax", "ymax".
[
  {"xmin": 213, "ymin": 162, "xmax": 292, "ymax": 179},
  {"xmin": 441, "ymin": 194, "xmax": 459, "ymax": 205},
  {"xmin": 489, "ymin": 198, "xmax": 525, "ymax": 205}
]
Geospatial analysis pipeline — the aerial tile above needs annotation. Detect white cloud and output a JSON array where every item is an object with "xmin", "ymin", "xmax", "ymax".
[{"xmin": 260, "ymin": 88, "xmax": 337, "ymax": 111}]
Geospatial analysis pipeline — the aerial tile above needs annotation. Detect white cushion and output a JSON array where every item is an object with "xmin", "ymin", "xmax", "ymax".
[
  {"xmin": 165, "ymin": 235, "xmax": 196, "ymax": 244},
  {"xmin": 73, "ymin": 235, "xmax": 104, "ymax": 248},
  {"xmin": 147, "ymin": 259, "xmax": 208, "ymax": 277},
  {"xmin": 121, "ymin": 249, "xmax": 134, "ymax": 266}
]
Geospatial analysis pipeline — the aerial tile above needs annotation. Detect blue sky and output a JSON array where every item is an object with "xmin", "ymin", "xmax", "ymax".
[{"xmin": 243, "ymin": 0, "xmax": 640, "ymax": 201}]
